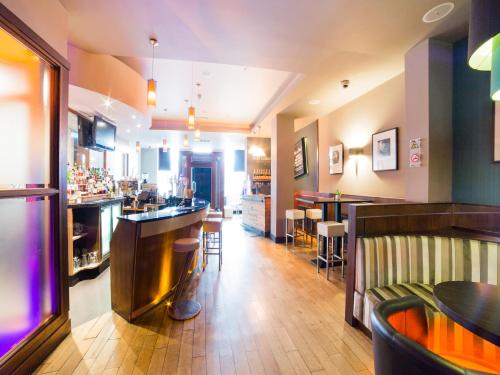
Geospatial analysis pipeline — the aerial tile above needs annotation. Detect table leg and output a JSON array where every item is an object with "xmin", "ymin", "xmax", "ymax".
[{"xmin": 334, "ymin": 202, "xmax": 342, "ymax": 252}]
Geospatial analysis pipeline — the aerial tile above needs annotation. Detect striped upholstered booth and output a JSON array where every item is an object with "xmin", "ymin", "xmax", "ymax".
[{"xmin": 353, "ymin": 235, "xmax": 500, "ymax": 331}]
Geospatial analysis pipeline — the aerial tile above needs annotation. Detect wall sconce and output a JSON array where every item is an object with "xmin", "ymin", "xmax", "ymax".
[{"xmin": 349, "ymin": 147, "xmax": 364, "ymax": 176}]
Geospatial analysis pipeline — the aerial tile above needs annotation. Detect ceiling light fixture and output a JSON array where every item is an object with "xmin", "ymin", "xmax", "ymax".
[
  {"xmin": 187, "ymin": 65, "xmax": 198, "ymax": 129},
  {"xmin": 194, "ymin": 128, "xmax": 201, "ymax": 141},
  {"xmin": 131, "ymin": 114, "xmax": 136, "ymax": 120},
  {"xmin": 162, "ymin": 139, "xmax": 168, "ymax": 152},
  {"xmin": 468, "ymin": 0, "xmax": 500, "ymax": 101},
  {"xmin": 126, "ymin": 129, "xmax": 131, "ymax": 133},
  {"xmin": 136, "ymin": 141, "xmax": 141, "ymax": 152},
  {"xmin": 104, "ymin": 97, "xmax": 112, "ymax": 108},
  {"xmin": 309, "ymin": 99, "xmax": 321, "ymax": 105},
  {"xmin": 188, "ymin": 106, "xmax": 195, "ymax": 129},
  {"xmin": 183, "ymin": 134, "xmax": 189, "ymax": 147},
  {"xmin": 422, "ymin": 2, "xmax": 455, "ymax": 23},
  {"xmin": 147, "ymin": 38, "xmax": 158, "ymax": 108},
  {"xmin": 136, "ymin": 123, "xmax": 142, "ymax": 128}
]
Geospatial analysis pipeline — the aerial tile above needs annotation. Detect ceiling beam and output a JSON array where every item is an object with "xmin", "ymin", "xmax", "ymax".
[{"xmin": 151, "ymin": 118, "xmax": 252, "ymax": 134}]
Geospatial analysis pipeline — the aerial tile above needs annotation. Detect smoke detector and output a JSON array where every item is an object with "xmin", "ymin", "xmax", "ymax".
[{"xmin": 422, "ymin": 2, "xmax": 455, "ymax": 23}]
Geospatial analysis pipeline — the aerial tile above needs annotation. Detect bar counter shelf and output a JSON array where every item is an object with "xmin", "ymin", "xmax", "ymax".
[
  {"xmin": 110, "ymin": 199, "xmax": 210, "ymax": 322},
  {"xmin": 67, "ymin": 196, "xmax": 125, "ymax": 286}
]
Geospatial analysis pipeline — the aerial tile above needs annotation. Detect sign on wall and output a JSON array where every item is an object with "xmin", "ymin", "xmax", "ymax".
[
  {"xmin": 409, "ymin": 138, "xmax": 422, "ymax": 168},
  {"xmin": 294, "ymin": 137, "xmax": 308, "ymax": 179}
]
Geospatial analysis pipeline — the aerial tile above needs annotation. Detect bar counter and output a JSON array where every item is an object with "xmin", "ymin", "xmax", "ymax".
[
  {"xmin": 241, "ymin": 194, "xmax": 271, "ymax": 237},
  {"xmin": 110, "ymin": 199, "xmax": 209, "ymax": 321}
]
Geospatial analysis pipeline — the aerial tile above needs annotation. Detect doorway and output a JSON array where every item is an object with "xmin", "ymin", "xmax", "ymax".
[{"xmin": 192, "ymin": 167, "xmax": 212, "ymax": 203}]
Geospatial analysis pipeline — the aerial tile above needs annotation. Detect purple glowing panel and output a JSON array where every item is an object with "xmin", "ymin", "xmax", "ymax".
[{"xmin": 0, "ymin": 197, "xmax": 55, "ymax": 359}]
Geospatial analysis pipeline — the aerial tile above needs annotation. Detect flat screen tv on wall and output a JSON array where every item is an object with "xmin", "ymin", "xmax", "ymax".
[{"xmin": 93, "ymin": 116, "xmax": 116, "ymax": 151}]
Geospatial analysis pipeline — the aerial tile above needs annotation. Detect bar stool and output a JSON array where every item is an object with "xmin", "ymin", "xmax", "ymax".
[
  {"xmin": 202, "ymin": 218, "xmax": 223, "ymax": 271},
  {"xmin": 168, "ymin": 238, "xmax": 202, "ymax": 320},
  {"xmin": 207, "ymin": 211, "xmax": 223, "ymax": 219},
  {"xmin": 285, "ymin": 209, "xmax": 305, "ymax": 246},
  {"xmin": 305, "ymin": 208, "xmax": 322, "ymax": 247},
  {"xmin": 316, "ymin": 221, "xmax": 346, "ymax": 280}
]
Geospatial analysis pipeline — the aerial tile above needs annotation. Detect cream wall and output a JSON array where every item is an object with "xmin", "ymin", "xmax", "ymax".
[
  {"xmin": 317, "ymin": 73, "xmax": 406, "ymax": 198},
  {"xmin": 2, "ymin": 0, "xmax": 68, "ymax": 58}
]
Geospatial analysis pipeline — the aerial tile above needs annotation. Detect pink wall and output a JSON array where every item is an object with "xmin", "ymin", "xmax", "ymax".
[
  {"xmin": 2, "ymin": 0, "xmax": 68, "ymax": 58},
  {"xmin": 317, "ymin": 74, "xmax": 406, "ymax": 198}
]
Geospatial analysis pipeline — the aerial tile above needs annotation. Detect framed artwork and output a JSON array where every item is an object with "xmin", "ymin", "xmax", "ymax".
[
  {"xmin": 494, "ymin": 102, "xmax": 500, "ymax": 162},
  {"xmin": 372, "ymin": 127, "xmax": 398, "ymax": 172},
  {"xmin": 293, "ymin": 137, "xmax": 308, "ymax": 179},
  {"xmin": 329, "ymin": 144, "xmax": 343, "ymax": 174}
]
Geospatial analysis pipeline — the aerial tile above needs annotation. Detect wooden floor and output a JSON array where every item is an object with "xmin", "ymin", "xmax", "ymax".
[{"xmin": 35, "ymin": 217, "xmax": 374, "ymax": 375}]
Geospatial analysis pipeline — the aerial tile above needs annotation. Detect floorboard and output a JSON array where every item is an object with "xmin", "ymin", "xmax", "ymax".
[{"xmin": 36, "ymin": 217, "xmax": 373, "ymax": 374}]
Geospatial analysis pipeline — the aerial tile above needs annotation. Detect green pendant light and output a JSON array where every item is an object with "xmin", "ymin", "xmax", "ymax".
[
  {"xmin": 468, "ymin": 0, "xmax": 500, "ymax": 101},
  {"xmin": 493, "ymin": 35, "xmax": 500, "ymax": 101}
]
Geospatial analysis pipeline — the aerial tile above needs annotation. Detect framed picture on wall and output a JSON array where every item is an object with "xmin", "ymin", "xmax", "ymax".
[
  {"xmin": 372, "ymin": 127, "xmax": 398, "ymax": 172},
  {"xmin": 294, "ymin": 137, "xmax": 308, "ymax": 179},
  {"xmin": 494, "ymin": 102, "xmax": 500, "ymax": 162},
  {"xmin": 329, "ymin": 144, "xmax": 343, "ymax": 174}
]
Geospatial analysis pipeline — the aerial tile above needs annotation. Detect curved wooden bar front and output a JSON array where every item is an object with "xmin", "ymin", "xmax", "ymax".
[{"xmin": 110, "ymin": 200, "xmax": 209, "ymax": 321}]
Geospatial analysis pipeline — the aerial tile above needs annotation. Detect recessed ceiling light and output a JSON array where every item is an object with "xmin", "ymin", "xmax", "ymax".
[
  {"xmin": 103, "ymin": 97, "xmax": 112, "ymax": 108},
  {"xmin": 126, "ymin": 129, "xmax": 131, "ymax": 133},
  {"xmin": 131, "ymin": 114, "xmax": 136, "ymax": 119},
  {"xmin": 422, "ymin": 2, "xmax": 455, "ymax": 23},
  {"xmin": 136, "ymin": 123, "xmax": 142, "ymax": 128},
  {"xmin": 309, "ymin": 99, "xmax": 321, "ymax": 105}
]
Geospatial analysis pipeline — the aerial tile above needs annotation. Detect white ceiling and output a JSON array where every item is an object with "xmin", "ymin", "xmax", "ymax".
[
  {"xmin": 68, "ymin": 85, "xmax": 247, "ymax": 150},
  {"xmin": 120, "ymin": 58, "xmax": 296, "ymax": 124},
  {"xmin": 60, "ymin": 0, "xmax": 469, "ymax": 130}
]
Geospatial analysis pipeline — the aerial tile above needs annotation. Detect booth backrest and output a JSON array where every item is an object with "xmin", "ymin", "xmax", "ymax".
[{"xmin": 356, "ymin": 235, "xmax": 500, "ymax": 295}]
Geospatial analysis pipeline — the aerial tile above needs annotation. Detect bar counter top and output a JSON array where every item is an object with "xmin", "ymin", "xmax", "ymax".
[
  {"xmin": 68, "ymin": 196, "xmax": 125, "ymax": 209},
  {"xmin": 119, "ymin": 199, "xmax": 210, "ymax": 223}
]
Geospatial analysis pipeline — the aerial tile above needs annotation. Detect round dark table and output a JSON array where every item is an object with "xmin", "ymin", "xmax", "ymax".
[{"xmin": 433, "ymin": 281, "xmax": 500, "ymax": 346}]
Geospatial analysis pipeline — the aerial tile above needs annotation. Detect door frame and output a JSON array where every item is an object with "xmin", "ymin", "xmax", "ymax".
[{"xmin": 0, "ymin": 4, "xmax": 70, "ymax": 374}]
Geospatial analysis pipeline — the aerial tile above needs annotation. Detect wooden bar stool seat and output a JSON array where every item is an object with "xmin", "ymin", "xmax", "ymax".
[
  {"xmin": 167, "ymin": 238, "xmax": 202, "ymax": 320},
  {"xmin": 207, "ymin": 211, "xmax": 223, "ymax": 219},
  {"xmin": 316, "ymin": 221, "xmax": 346, "ymax": 280}
]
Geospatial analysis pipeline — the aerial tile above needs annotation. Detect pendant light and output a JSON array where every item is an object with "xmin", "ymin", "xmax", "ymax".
[
  {"xmin": 162, "ymin": 139, "xmax": 168, "ymax": 152},
  {"xmin": 183, "ymin": 134, "xmax": 189, "ymax": 147},
  {"xmin": 194, "ymin": 128, "xmax": 201, "ymax": 141},
  {"xmin": 187, "ymin": 62, "xmax": 196, "ymax": 129},
  {"xmin": 188, "ymin": 106, "xmax": 195, "ymax": 129},
  {"xmin": 468, "ymin": 0, "xmax": 500, "ymax": 100},
  {"xmin": 136, "ymin": 141, "xmax": 141, "ymax": 152},
  {"xmin": 147, "ymin": 38, "xmax": 158, "ymax": 107}
]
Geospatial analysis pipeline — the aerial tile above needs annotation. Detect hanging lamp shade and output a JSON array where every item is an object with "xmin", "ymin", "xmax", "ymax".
[
  {"xmin": 162, "ymin": 138, "xmax": 168, "ymax": 152},
  {"xmin": 147, "ymin": 79, "xmax": 157, "ymax": 107},
  {"xmin": 188, "ymin": 106, "xmax": 196, "ymax": 129},
  {"xmin": 136, "ymin": 141, "xmax": 141, "ymax": 152},
  {"xmin": 468, "ymin": 0, "xmax": 500, "ymax": 100},
  {"xmin": 194, "ymin": 129, "xmax": 201, "ymax": 141},
  {"xmin": 183, "ymin": 135, "xmax": 189, "ymax": 147},
  {"xmin": 492, "ymin": 36, "xmax": 500, "ymax": 100}
]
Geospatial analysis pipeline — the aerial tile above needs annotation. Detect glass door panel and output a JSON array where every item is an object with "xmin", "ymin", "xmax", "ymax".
[
  {"xmin": 0, "ymin": 27, "xmax": 52, "ymax": 189},
  {"xmin": 0, "ymin": 197, "xmax": 55, "ymax": 358}
]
